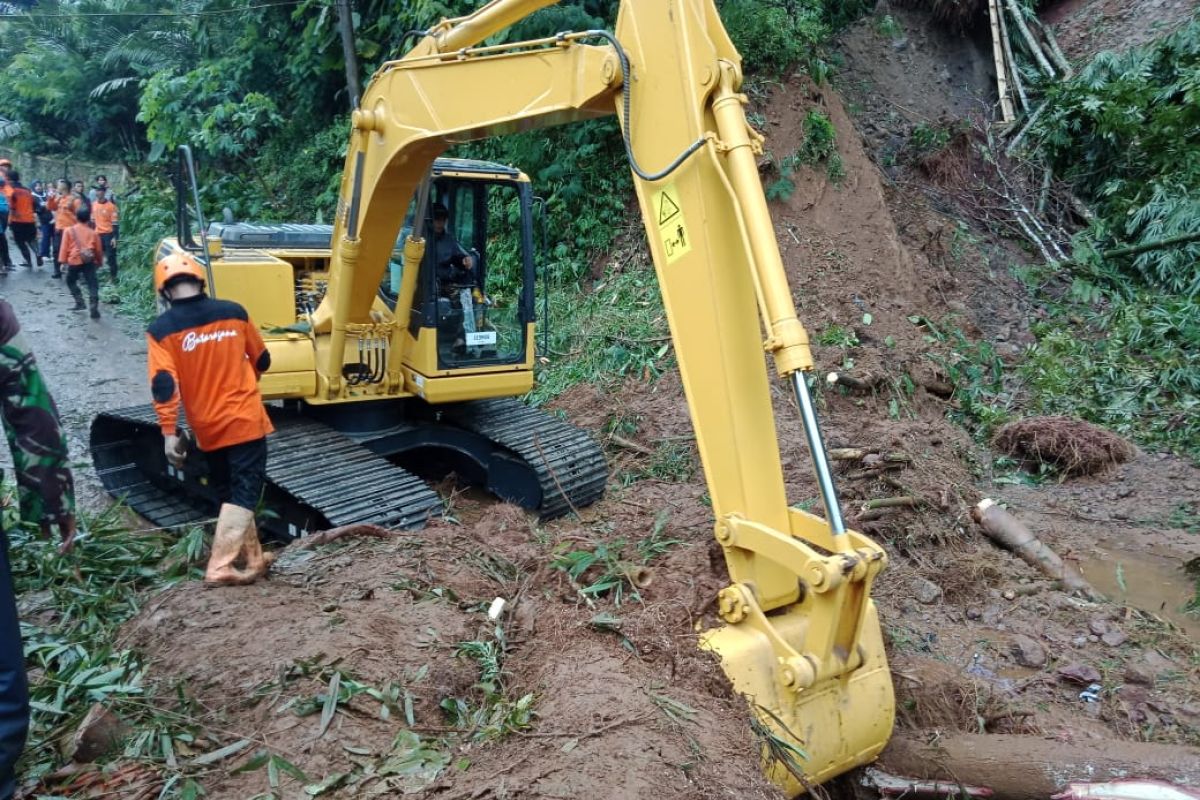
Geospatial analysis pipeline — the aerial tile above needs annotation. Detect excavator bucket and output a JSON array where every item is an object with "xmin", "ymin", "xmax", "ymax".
[{"xmin": 699, "ymin": 510, "xmax": 895, "ymax": 795}]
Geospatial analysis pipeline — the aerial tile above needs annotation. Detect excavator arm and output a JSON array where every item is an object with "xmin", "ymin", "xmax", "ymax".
[{"xmin": 313, "ymin": 0, "xmax": 894, "ymax": 790}]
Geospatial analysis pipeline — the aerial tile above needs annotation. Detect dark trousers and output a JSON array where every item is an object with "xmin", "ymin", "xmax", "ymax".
[
  {"xmin": 50, "ymin": 231, "xmax": 64, "ymax": 275},
  {"xmin": 207, "ymin": 437, "xmax": 268, "ymax": 509},
  {"xmin": 0, "ymin": 216, "xmax": 9, "ymax": 268},
  {"xmin": 36, "ymin": 223, "xmax": 53, "ymax": 259},
  {"xmin": 99, "ymin": 233, "xmax": 117, "ymax": 277},
  {"xmin": 66, "ymin": 264, "xmax": 99, "ymax": 305},
  {"xmin": 9, "ymin": 225, "xmax": 35, "ymax": 269},
  {"xmin": 0, "ymin": 526, "xmax": 30, "ymax": 800}
]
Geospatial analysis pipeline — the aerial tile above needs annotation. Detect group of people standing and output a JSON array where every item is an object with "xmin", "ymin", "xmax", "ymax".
[{"xmin": 0, "ymin": 159, "xmax": 120, "ymax": 320}]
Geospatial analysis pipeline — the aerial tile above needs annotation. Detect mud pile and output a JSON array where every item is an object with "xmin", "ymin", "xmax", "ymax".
[{"xmin": 124, "ymin": 503, "xmax": 777, "ymax": 798}]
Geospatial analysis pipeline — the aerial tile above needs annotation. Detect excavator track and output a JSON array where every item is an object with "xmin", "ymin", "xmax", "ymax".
[
  {"xmin": 90, "ymin": 399, "xmax": 606, "ymax": 536},
  {"xmin": 90, "ymin": 405, "xmax": 442, "ymax": 538},
  {"xmin": 437, "ymin": 398, "xmax": 608, "ymax": 520}
]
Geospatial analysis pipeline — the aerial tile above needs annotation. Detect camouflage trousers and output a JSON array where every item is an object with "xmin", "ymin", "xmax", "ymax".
[{"xmin": 0, "ymin": 333, "xmax": 75, "ymax": 529}]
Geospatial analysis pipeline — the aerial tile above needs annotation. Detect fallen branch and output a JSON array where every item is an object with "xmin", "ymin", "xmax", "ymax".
[
  {"xmin": 864, "ymin": 766, "xmax": 993, "ymax": 799},
  {"xmin": 878, "ymin": 732, "xmax": 1200, "ymax": 800},
  {"xmin": 609, "ymin": 433, "xmax": 655, "ymax": 456},
  {"xmin": 1005, "ymin": 100, "xmax": 1048, "ymax": 155},
  {"xmin": 829, "ymin": 448, "xmax": 910, "ymax": 463},
  {"xmin": 972, "ymin": 499, "xmax": 1100, "ymax": 600},
  {"xmin": 826, "ymin": 371, "xmax": 886, "ymax": 393},
  {"xmin": 858, "ymin": 496, "xmax": 924, "ymax": 521},
  {"xmin": 1102, "ymin": 231, "xmax": 1200, "ymax": 260},
  {"xmin": 997, "ymin": 0, "xmax": 1029, "ymax": 113},
  {"xmin": 295, "ymin": 523, "xmax": 395, "ymax": 549}
]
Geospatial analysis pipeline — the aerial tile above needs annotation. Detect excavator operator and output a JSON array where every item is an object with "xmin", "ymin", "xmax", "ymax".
[
  {"xmin": 146, "ymin": 252, "xmax": 274, "ymax": 585},
  {"xmin": 431, "ymin": 202, "xmax": 485, "ymax": 352}
]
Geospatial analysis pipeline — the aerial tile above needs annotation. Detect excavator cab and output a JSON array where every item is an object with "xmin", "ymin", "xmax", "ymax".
[{"xmin": 398, "ymin": 161, "xmax": 536, "ymax": 374}]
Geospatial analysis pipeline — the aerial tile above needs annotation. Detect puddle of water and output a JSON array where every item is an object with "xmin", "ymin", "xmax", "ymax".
[{"xmin": 1080, "ymin": 544, "xmax": 1199, "ymax": 640}]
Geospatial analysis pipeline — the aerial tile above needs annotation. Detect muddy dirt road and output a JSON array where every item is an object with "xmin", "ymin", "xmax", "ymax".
[{"xmin": 0, "ymin": 265, "xmax": 146, "ymax": 504}]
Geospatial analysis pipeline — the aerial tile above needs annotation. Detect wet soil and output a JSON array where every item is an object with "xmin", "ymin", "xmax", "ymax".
[
  {"xmin": 0, "ymin": 266, "xmax": 147, "ymax": 507},
  {"xmin": 12, "ymin": 4, "xmax": 1200, "ymax": 797},
  {"xmin": 1044, "ymin": 0, "xmax": 1197, "ymax": 61}
]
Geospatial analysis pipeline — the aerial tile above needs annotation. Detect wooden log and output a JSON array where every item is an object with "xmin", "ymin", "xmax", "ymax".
[
  {"xmin": 877, "ymin": 732, "xmax": 1200, "ymax": 800},
  {"xmin": 972, "ymin": 499, "xmax": 1100, "ymax": 599},
  {"xmin": 827, "ymin": 371, "xmax": 886, "ymax": 393},
  {"xmin": 609, "ymin": 433, "xmax": 656, "ymax": 456}
]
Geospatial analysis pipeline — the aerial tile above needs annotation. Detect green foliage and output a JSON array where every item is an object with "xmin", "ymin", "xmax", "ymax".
[
  {"xmin": 1033, "ymin": 14, "xmax": 1200, "ymax": 294},
  {"xmin": 908, "ymin": 122, "xmax": 952, "ymax": 155},
  {"xmin": 7, "ymin": 499, "xmax": 207, "ymax": 783},
  {"xmin": 718, "ymin": 0, "xmax": 831, "ymax": 77},
  {"xmin": 1018, "ymin": 289, "xmax": 1200, "ymax": 460},
  {"xmin": 139, "ymin": 67, "xmax": 282, "ymax": 161},
  {"xmin": 550, "ymin": 512, "xmax": 678, "ymax": 606},
  {"xmin": 912, "ymin": 315, "xmax": 1012, "ymax": 436},
  {"xmin": 766, "ymin": 109, "xmax": 843, "ymax": 199}
]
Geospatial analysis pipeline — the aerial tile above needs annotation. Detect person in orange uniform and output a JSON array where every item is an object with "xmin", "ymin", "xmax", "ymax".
[
  {"xmin": 90, "ymin": 186, "xmax": 119, "ymax": 279},
  {"xmin": 147, "ymin": 252, "xmax": 274, "ymax": 585},
  {"xmin": 57, "ymin": 206, "xmax": 104, "ymax": 319},
  {"xmin": 5, "ymin": 172, "xmax": 39, "ymax": 270},
  {"xmin": 47, "ymin": 179, "xmax": 80, "ymax": 279}
]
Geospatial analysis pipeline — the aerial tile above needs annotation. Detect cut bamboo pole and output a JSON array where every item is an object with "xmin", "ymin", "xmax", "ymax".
[
  {"xmin": 1031, "ymin": 15, "xmax": 1073, "ymax": 78},
  {"xmin": 997, "ymin": 0, "xmax": 1029, "ymax": 112},
  {"xmin": 1004, "ymin": 0, "xmax": 1056, "ymax": 78},
  {"xmin": 989, "ymin": 0, "xmax": 1017, "ymax": 123}
]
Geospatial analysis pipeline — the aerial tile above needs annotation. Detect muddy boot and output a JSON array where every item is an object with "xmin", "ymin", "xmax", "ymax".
[
  {"xmin": 70, "ymin": 292, "xmax": 86, "ymax": 311},
  {"xmin": 89, "ymin": 296, "xmax": 100, "ymax": 320},
  {"xmin": 204, "ymin": 503, "xmax": 259, "ymax": 586},
  {"xmin": 239, "ymin": 518, "xmax": 274, "ymax": 579}
]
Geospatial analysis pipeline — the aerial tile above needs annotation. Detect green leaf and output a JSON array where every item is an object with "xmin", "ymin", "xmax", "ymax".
[
  {"xmin": 318, "ymin": 672, "xmax": 341, "ymax": 737},
  {"xmin": 192, "ymin": 738, "xmax": 252, "ymax": 766}
]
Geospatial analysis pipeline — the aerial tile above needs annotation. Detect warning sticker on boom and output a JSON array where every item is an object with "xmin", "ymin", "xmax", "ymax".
[{"xmin": 653, "ymin": 184, "xmax": 691, "ymax": 264}]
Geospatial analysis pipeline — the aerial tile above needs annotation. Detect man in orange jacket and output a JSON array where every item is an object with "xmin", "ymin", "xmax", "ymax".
[
  {"xmin": 47, "ymin": 179, "xmax": 80, "ymax": 279},
  {"xmin": 147, "ymin": 252, "xmax": 274, "ymax": 585},
  {"xmin": 5, "ymin": 172, "xmax": 39, "ymax": 270},
  {"xmin": 90, "ymin": 186, "xmax": 119, "ymax": 279},
  {"xmin": 57, "ymin": 206, "xmax": 104, "ymax": 319}
]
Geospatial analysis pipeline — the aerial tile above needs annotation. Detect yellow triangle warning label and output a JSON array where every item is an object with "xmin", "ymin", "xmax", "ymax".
[{"xmin": 657, "ymin": 190, "xmax": 681, "ymax": 226}]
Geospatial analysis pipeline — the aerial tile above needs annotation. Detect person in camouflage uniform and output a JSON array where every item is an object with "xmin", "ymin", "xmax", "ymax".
[
  {"xmin": 0, "ymin": 301, "xmax": 76, "ymax": 544},
  {"xmin": 0, "ymin": 298, "xmax": 77, "ymax": 799}
]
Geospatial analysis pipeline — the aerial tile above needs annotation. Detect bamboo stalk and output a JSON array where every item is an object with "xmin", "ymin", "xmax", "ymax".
[
  {"xmin": 997, "ymin": 1, "xmax": 1029, "ymax": 112},
  {"xmin": 1031, "ymin": 15, "xmax": 1073, "ymax": 77},
  {"xmin": 989, "ymin": 0, "xmax": 1017, "ymax": 123},
  {"xmin": 1004, "ymin": 0, "xmax": 1056, "ymax": 78},
  {"xmin": 1004, "ymin": 99, "xmax": 1048, "ymax": 155},
  {"xmin": 1102, "ymin": 230, "xmax": 1200, "ymax": 259}
]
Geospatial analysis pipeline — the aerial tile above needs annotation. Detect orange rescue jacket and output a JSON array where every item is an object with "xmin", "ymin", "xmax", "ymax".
[
  {"xmin": 91, "ymin": 199, "xmax": 118, "ymax": 234},
  {"xmin": 48, "ymin": 195, "xmax": 79, "ymax": 230},
  {"xmin": 58, "ymin": 223, "xmax": 103, "ymax": 267},
  {"xmin": 146, "ymin": 294, "xmax": 274, "ymax": 451},
  {"xmin": 8, "ymin": 186, "xmax": 35, "ymax": 224}
]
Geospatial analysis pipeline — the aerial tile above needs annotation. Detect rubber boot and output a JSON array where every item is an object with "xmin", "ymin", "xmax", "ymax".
[
  {"xmin": 69, "ymin": 292, "xmax": 85, "ymax": 311},
  {"xmin": 239, "ymin": 517, "xmax": 274, "ymax": 579},
  {"xmin": 89, "ymin": 296, "xmax": 100, "ymax": 320},
  {"xmin": 204, "ymin": 504, "xmax": 259, "ymax": 586}
]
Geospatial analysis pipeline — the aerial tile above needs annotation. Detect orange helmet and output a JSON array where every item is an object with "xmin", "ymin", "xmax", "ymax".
[{"xmin": 154, "ymin": 252, "xmax": 206, "ymax": 293}]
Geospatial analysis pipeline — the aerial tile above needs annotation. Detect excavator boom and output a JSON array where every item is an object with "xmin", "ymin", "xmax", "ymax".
[{"xmin": 304, "ymin": 0, "xmax": 896, "ymax": 791}]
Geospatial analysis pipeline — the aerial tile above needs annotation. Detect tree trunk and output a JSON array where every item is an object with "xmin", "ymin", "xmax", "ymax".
[{"xmin": 878, "ymin": 732, "xmax": 1200, "ymax": 800}]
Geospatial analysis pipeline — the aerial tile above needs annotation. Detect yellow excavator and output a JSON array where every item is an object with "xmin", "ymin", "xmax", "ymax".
[{"xmin": 91, "ymin": 0, "xmax": 894, "ymax": 791}]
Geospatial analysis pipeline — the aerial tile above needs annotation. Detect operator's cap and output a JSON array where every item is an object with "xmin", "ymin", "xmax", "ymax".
[
  {"xmin": 431, "ymin": 202, "xmax": 449, "ymax": 219},
  {"xmin": 154, "ymin": 252, "xmax": 206, "ymax": 292}
]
